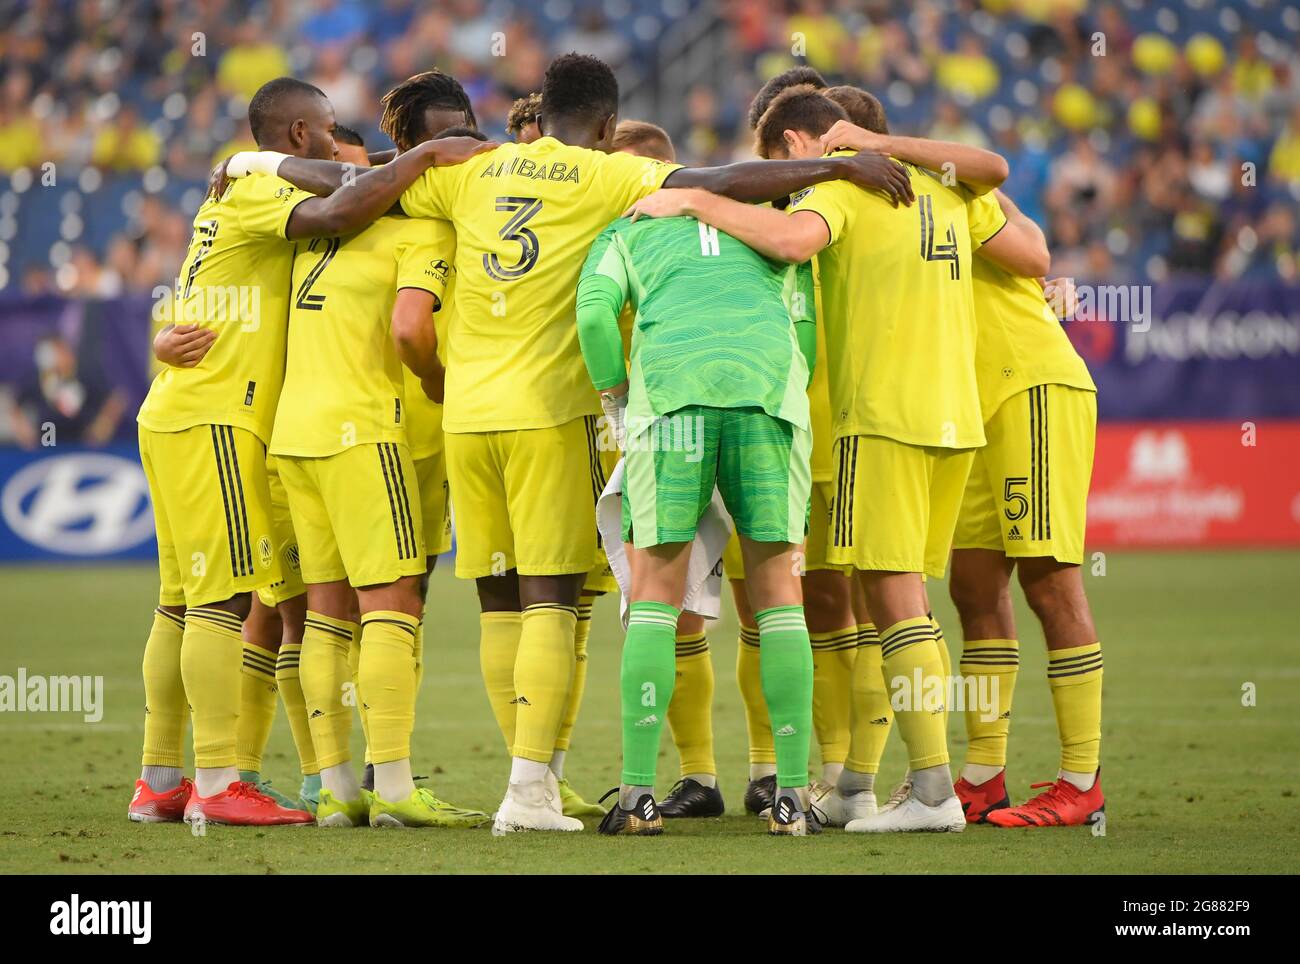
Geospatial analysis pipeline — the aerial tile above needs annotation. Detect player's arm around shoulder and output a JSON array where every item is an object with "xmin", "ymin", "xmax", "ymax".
[
  {"xmin": 972, "ymin": 188, "xmax": 1050, "ymax": 278},
  {"xmin": 626, "ymin": 188, "xmax": 829, "ymax": 264},
  {"xmin": 392, "ymin": 218, "xmax": 454, "ymax": 392}
]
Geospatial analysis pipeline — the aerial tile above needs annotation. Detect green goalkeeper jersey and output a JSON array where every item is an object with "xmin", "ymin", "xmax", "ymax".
[{"xmin": 576, "ymin": 215, "xmax": 815, "ymax": 434}]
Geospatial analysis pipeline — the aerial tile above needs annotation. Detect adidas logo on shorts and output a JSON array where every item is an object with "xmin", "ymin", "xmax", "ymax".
[{"xmin": 1008, "ymin": 525, "xmax": 1023, "ymax": 541}]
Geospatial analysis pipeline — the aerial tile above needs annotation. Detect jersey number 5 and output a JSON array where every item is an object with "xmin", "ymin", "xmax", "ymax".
[
  {"xmin": 295, "ymin": 236, "xmax": 340, "ymax": 311},
  {"xmin": 484, "ymin": 196, "xmax": 542, "ymax": 281}
]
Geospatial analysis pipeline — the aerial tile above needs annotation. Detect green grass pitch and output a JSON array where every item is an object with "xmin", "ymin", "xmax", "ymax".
[{"xmin": 1, "ymin": 549, "xmax": 1296, "ymax": 874}]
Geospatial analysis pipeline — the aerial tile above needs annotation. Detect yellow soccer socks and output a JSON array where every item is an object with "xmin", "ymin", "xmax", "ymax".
[
  {"xmin": 844, "ymin": 623, "xmax": 892, "ymax": 782},
  {"xmin": 301, "ymin": 611, "xmax": 357, "ymax": 786},
  {"xmin": 878, "ymin": 616, "xmax": 949, "ymax": 772},
  {"xmin": 959, "ymin": 638, "xmax": 1020, "ymax": 777},
  {"xmin": 274, "ymin": 639, "xmax": 317, "ymax": 777},
  {"xmin": 810, "ymin": 625, "xmax": 857, "ymax": 777},
  {"xmin": 736, "ymin": 624, "xmax": 775, "ymax": 777},
  {"xmin": 667, "ymin": 630, "xmax": 716, "ymax": 780},
  {"xmin": 513, "ymin": 603, "xmax": 577, "ymax": 763},
  {"xmin": 1048, "ymin": 642, "xmax": 1103, "ymax": 784},
  {"xmin": 236, "ymin": 641, "xmax": 278, "ymax": 774},
  {"xmin": 141, "ymin": 607, "xmax": 186, "ymax": 776},
  {"xmin": 358, "ymin": 610, "xmax": 420, "ymax": 802},
  {"xmin": 180, "ymin": 606, "xmax": 244, "ymax": 794},
  {"xmin": 554, "ymin": 599, "xmax": 593, "ymax": 758},
  {"xmin": 479, "ymin": 610, "xmax": 523, "ymax": 752}
]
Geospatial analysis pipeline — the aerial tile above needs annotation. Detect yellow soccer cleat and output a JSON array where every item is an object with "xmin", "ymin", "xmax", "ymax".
[
  {"xmin": 558, "ymin": 778, "xmax": 608, "ymax": 818},
  {"xmin": 370, "ymin": 787, "xmax": 491, "ymax": 828},
  {"xmin": 316, "ymin": 788, "xmax": 371, "ymax": 828}
]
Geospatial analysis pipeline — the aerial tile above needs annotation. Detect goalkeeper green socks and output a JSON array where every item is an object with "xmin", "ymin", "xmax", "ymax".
[
  {"xmin": 620, "ymin": 601, "xmax": 680, "ymax": 788},
  {"xmin": 756, "ymin": 605, "xmax": 814, "ymax": 789}
]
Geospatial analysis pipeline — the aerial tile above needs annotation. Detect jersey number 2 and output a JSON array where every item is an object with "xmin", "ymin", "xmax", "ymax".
[
  {"xmin": 484, "ymin": 196, "xmax": 542, "ymax": 281},
  {"xmin": 295, "ymin": 236, "xmax": 340, "ymax": 310}
]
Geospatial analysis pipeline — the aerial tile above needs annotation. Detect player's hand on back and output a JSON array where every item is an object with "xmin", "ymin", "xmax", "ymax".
[
  {"xmin": 207, "ymin": 157, "xmax": 231, "ymax": 200},
  {"xmin": 422, "ymin": 136, "xmax": 500, "ymax": 168},
  {"xmin": 1043, "ymin": 276, "xmax": 1078, "ymax": 320},
  {"xmin": 820, "ymin": 120, "xmax": 887, "ymax": 156},
  {"xmin": 420, "ymin": 365, "xmax": 446, "ymax": 404},
  {"xmin": 155, "ymin": 324, "xmax": 217, "ymax": 368},
  {"xmin": 624, "ymin": 188, "xmax": 703, "ymax": 221},
  {"xmin": 841, "ymin": 152, "xmax": 914, "ymax": 207}
]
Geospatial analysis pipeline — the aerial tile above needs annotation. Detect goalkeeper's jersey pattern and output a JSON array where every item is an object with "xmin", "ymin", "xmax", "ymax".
[
  {"xmin": 580, "ymin": 215, "xmax": 814, "ymax": 433},
  {"xmin": 971, "ymin": 256, "xmax": 1096, "ymax": 421},
  {"xmin": 790, "ymin": 153, "xmax": 1007, "ymax": 449},
  {"xmin": 137, "ymin": 172, "xmax": 315, "ymax": 443},
  {"xmin": 270, "ymin": 216, "xmax": 451, "ymax": 458}
]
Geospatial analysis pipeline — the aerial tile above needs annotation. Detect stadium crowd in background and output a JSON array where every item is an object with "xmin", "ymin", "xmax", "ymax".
[{"xmin": 0, "ymin": 0, "xmax": 1297, "ymax": 302}]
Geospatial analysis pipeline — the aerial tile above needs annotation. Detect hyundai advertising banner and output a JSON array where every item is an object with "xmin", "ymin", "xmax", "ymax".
[{"xmin": 0, "ymin": 443, "xmax": 155, "ymax": 561}]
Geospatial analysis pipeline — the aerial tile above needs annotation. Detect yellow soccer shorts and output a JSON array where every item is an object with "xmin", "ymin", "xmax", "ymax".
[
  {"xmin": 953, "ymin": 384, "xmax": 1097, "ymax": 565},
  {"xmin": 723, "ymin": 481, "xmax": 845, "ymax": 580},
  {"xmin": 257, "ymin": 455, "xmax": 306, "ymax": 606},
  {"xmin": 277, "ymin": 441, "xmax": 427, "ymax": 588},
  {"xmin": 827, "ymin": 434, "xmax": 976, "ymax": 579},
  {"xmin": 584, "ymin": 433, "xmax": 619, "ymax": 593},
  {"xmin": 139, "ymin": 423, "xmax": 280, "ymax": 608},
  {"xmin": 415, "ymin": 449, "xmax": 453, "ymax": 559},
  {"xmin": 447, "ymin": 414, "xmax": 602, "ymax": 580}
]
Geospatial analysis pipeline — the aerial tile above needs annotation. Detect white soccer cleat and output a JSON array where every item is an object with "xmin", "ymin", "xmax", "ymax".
[
  {"xmin": 808, "ymin": 780, "xmax": 877, "ymax": 827},
  {"xmin": 491, "ymin": 771, "xmax": 584, "ymax": 835},
  {"xmin": 844, "ymin": 789, "xmax": 965, "ymax": 833}
]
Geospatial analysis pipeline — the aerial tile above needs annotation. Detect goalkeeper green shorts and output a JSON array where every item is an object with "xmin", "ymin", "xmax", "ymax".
[{"xmin": 622, "ymin": 404, "xmax": 811, "ymax": 549}]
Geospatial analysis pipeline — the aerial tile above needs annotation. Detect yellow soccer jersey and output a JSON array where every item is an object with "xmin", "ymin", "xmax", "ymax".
[
  {"xmin": 137, "ymin": 172, "xmax": 315, "ymax": 443},
  {"xmin": 403, "ymin": 260, "xmax": 456, "ymax": 460},
  {"xmin": 790, "ymin": 156, "xmax": 1006, "ymax": 449},
  {"xmin": 971, "ymin": 256, "xmax": 1096, "ymax": 421},
  {"xmin": 807, "ymin": 258, "xmax": 834, "ymax": 483},
  {"xmin": 399, "ymin": 136, "xmax": 681, "ymax": 433},
  {"xmin": 269, "ymin": 216, "xmax": 452, "ymax": 458}
]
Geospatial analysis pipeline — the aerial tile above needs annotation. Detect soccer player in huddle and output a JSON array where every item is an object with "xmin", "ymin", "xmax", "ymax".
[
  {"xmin": 131, "ymin": 77, "xmax": 362, "ymax": 826},
  {"xmin": 605, "ymin": 119, "xmax": 723, "ymax": 819},
  {"xmin": 630, "ymin": 85, "xmax": 1049, "ymax": 831},
  {"xmin": 813, "ymin": 97, "xmax": 1105, "ymax": 828},
  {"xmin": 576, "ymin": 183, "xmax": 820, "ymax": 836},
  {"xmin": 506, "ymin": 92, "xmax": 544, "ymax": 144},
  {"xmin": 227, "ymin": 52, "xmax": 914, "ymax": 834}
]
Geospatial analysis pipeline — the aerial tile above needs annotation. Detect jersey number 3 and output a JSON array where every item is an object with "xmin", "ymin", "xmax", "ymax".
[{"xmin": 484, "ymin": 196, "xmax": 542, "ymax": 281}]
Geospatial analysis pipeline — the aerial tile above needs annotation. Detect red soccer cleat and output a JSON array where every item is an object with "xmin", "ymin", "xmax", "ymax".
[
  {"xmin": 184, "ymin": 781, "xmax": 315, "ymax": 826},
  {"xmin": 986, "ymin": 771, "xmax": 1105, "ymax": 828},
  {"xmin": 954, "ymin": 770, "xmax": 1010, "ymax": 824},
  {"xmin": 128, "ymin": 777, "xmax": 193, "ymax": 823}
]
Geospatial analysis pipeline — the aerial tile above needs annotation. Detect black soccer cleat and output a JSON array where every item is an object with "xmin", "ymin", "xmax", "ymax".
[
  {"xmin": 597, "ymin": 788, "xmax": 664, "ymax": 836},
  {"xmin": 659, "ymin": 778, "xmax": 725, "ymax": 818},
  {"xmin": 743, "ymin": 774, "xmax": 777, "ymax": 815},
  {"xmin": 767, "ymin": 792, "xmax": 821, "ymax": 837}
]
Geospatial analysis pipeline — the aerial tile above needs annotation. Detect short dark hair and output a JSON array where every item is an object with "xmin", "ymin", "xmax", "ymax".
[
  {"xmin": 612, "ymin": 119, "xmax": 675, "ymax": 162},
  {"xmin": 248, "ymin": 77, "xmax": 328, "ymax": 145},
  {"xmin": 539, "ymin": 53, "xmax": 618, "ymax": 132},
  {"xmin": 746, "ymin": 66, "xmax": 827, "ymax": 130},
  {"xmin": 823, "ymin": 85, "xmax": 889, "ymax": 135},
  {"xmin": 432, "ymin": 125, "xmax": 489, "ymax": 141},
  {"xmin": 754, "ymin": 84, "xmax": 847, "ymax": 159},
  {"xmin": 380, "ymin": 70, "xmax": 477, "ymax": 151},
  {"xmin": 506, "ymin": 92, "xmax": 543, "ymax": 136},
  {"xmin": 333, "ymin": 124, "xmax": 365, "ymax": 147}
]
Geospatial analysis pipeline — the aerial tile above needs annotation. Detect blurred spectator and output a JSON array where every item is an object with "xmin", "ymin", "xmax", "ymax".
[
  {"xmin": 216, "ymin": 21, "xmax": 291, "ymax": 100},
  {"xmin": 6, "ymin": 336, "xmax": 126, "ymax": 450},
  {"xmin": 91, "ymin": 104, "xmax": 162, "ymax": 171}
]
